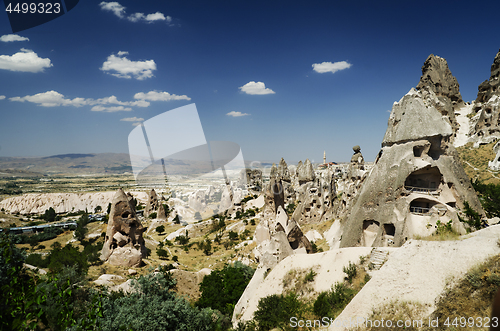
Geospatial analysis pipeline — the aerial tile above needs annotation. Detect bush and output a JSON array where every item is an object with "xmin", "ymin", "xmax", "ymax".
[
  {"xmin": 313, "ymin": 282, "xmax": 355, "ymax": 318},
  {"xmin": 149, "ymin": 212, "xmax": 157, "ymax": 219},
  {"xmin": 74, "ymin": 213, "xmax": 89, "ymax": 242},
  {"xmin": 228, "ymin": 231, "xmax": 239, "ymax": 241},
  {"xmin": 196, "ymin": 262, "xmax": 254, "ymax": 316},
  {"xmin": 155, "ymin": 225, "xmax": 165, "ymax": 234},
  {"xmin": 343, "ymin": 262, "xmax": 357, "ymax": 283},
  {"xmin": 99, "ymin": 271, "xmax": 215, "ymax": 331},
  {"xmin": 48, "ymin": 243, "xmax": 88, "ymax": 275},
  {"xmin": 254, "ymin": 293, "xmax": 302, "ymax": 331}
]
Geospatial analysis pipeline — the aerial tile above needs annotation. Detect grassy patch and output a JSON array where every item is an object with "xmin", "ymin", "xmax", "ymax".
[{"xmin": 457, "ymin": 142, "xmax": 500, "ymax": 185}]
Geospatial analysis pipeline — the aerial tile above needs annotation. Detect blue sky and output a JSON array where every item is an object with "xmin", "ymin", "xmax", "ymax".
[{"xmin": 1, "ymin": 0, "xmax": 500, "ymax": 163}]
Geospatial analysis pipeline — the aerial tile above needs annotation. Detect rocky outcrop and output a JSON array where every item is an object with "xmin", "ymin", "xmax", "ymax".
[
  {"xmin": 476, "ymin": 49, "xmax": 500, "ymax": 104},
  {"xmin": 241, "ymin": 168, "xmax": 263, "ymax": 191},
  {"xmin": 277, "ymin": 158, "xmax": 291, "ymax": 182},
  {"xmin": 101, "ymin": 189, "xmax": 147, "ymax": 267},
  {"xmin": 144, "ymin": 189, "xmax": 159, "ymax": 216},
  {"xmin": 0, "ymin": 192, "xmax": 116, "ymax": 215},
  {"xmin": 416, "ymin": 54, "xmax": 463, "ymax": 133},
  {"xmin": 297, "ymin": 159, "xmax": 315, "ymax": 184},
  {"xmin": 157, "ymin": 203, "xmax": 167, "ymax": 220},
  {"xmin": 470, "ymin": 49, "xmax": 500, "ymax": 147},
  {"xmin": 340, "ymin": 83, "xmax": 483, "ymax": 248},
  {"xmin": 350, "ymin": 145, "xmax": 364, "ymax": 165}
]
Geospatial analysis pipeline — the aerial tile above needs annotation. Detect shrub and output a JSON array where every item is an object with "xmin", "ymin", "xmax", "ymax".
[
  {"xmin": 74, "ymin": 213, "xmax": 89, "ymax": 242},
  {"xmin": 304, "ymin": 269, "xmax": 317, "ymax": 283},
  {"xmin": 313, "ymin": 282, "xmax": 355, "ymax": 318},
  {"xmin": 155, "ymin": 225, "xmax": 165, "ymax": 234},
  {"xmin": 228, "ymin": 231, "xmax": 239, "ymax": 241},
  {"xmin": 254, "ymin": 293, "xmax": 302, "ymax": 331},
  {"xmin": 343, "ymin": 262, "xmax": 357, "ymax": 283},
  {"xmin": 48, "ymin": 243, "xmax": 88, "ymax": 275},
  {"xmin": 196, "ymin": 262, "xmax": 254, "ymax": 316},
  {"xmin": 149, "ymin": 212, "xmax": 157, "ymax": 219},
  {"xmin": 172, "ymin": 255, "xmax": 178, "ymax": 262}
]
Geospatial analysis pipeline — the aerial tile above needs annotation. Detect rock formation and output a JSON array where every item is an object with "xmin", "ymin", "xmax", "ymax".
[
  {"xmin": 350, "ymin": 145, "xmax": 364, "ymax": 165},
  {"xmin": 144, "ymin": 189, "xmax": 159, "ymax": 216},
  {"xmin": 101, "ymin": 189, "xmax": 147, "ymax": 267},
  {"xmin": 296, "ymin": 159, "xmax": 315, "ymax": 184},
  {"xmin": 0, "ymin": 192, "xmax": 117, "ymax": 215},
  {"xmin": 241, "ymin": 168, "xmax": 263, "ymax": 191},
  {"xmin": 339, "ymin": 83, "xmax": 483, "ymax": 248},
  {"xmin": 157, "ymin": 203, "xmax": 167, "ymax": 220},
  {"xmin": 470, "ymin": 49, "xmax": 500, "ymax": 147},
  {"xmin": 416, "ymin": 54, "xmax": 464, "ymax": 133}
]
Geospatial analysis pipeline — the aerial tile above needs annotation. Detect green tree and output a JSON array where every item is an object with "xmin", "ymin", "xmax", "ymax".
[
  {"xmin": 43, "ymin": 207, "xmax": 57, "ymax": 223},
  {"xmin": 156, "ymin": 225, "xmax": 165, "ymax": 234},
  {"xmin": 196, "ymin": 262, "xmax": 254, "ymax": 316},
  {"xmin": 74, "ymin": 213, "xmax": 89, "ymax": 243},
  {"xmin": 94, "ymin": 205, "xmax": 102, "ymax": 213},
  {"xmin": 48, "ymin": 243, "xmax": 89, "ymax": 275},
  {"xmin": 253, "ymin": 293, "xmax": 302, "ymax": 331}
]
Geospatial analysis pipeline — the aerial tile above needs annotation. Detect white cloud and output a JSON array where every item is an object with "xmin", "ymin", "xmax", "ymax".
[
  {"xmin": 0, "ymin": 34, "xmax": 29, "ymax": 42},
  {"xmin": 9, "ymin": 91, "xmax": 86, "ymax": 107},
  {"xmin": 100, "ymin": 2, "xmax": 171, "ymax": 24},
  {"xmin": 101, "ymin": 53, "xmax": 156, "ymax": 80},
  {"xmin": 312, "ymin": 61, "xmax": 352, "ymax": 74},
  {"xmin": 117, "ymin": 51, "xmax": 128, "ymax": 56},
  {"xmin": 0, "ymin": 49, "xmax": 52, "ymax": 73},
  {"xmin": 99, "ymin": 1, "xmax": 125, "ymax": 18},
  {"xmin": 9, "ymin": 90, "xmax": 151, "ymax": 109},
  {"xmin": 227, "ymin": 111, "xmax": 250, "ymax": 117},
  {"xmin": 91, "ymin": 105, "xmax": 132, "ymax": 112},
  {"xmin": 134, "ymin": 90, "xmax": 191, "ymax": 101},
  {"xmin": 92, "ymin": 95, "xmax": 150, "ymax": 107},
  {"xmin": 0, "ymin": 95, "xmax": 5, "ymax": 100},
  {"xmin": 121, "ymin": 117, "xmax": 144, "ymax": 122},
  {"xmin": 239, "ymin": 81, "xmax": 275, "ymax": 95}
]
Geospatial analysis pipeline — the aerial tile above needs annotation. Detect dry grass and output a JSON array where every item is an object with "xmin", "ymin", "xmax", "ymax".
[{"xmin": 457, "ymin": 142, "xmax": 500, "ymax": 185}]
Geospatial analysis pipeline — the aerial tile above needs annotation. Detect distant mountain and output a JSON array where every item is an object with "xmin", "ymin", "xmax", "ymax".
[{"xmin": 0, "ymin": 153, "xmax": 133, "ymax": 175}]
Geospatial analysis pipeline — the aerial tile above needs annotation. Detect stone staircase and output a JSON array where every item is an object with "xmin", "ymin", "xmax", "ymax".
[{"xmin": 368, "ymin": 248, "xmax": 389, "ymax": 270}]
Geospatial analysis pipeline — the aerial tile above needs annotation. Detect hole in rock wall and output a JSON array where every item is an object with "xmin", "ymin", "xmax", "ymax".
[
  {"xmin": 428, "ymin": 136, "xmax": 445, "ymax": 160},
  {"xmin": 409, "ymin": 198, "xmax": 437, "ymax": 214},
  {"xmin": 384, "ymin": 223, "xmax": 396, "ymax": 236},
  {"xmin": 413, "ymin": 146, "xmax": 425, "ymax": 157},
  {"xmin": 405, "ymin": 166, "xmax": 443, "ymax": 191},
  {"xmin": 362, "ymin": 220, "xmax": 380, "ymax": 247}
]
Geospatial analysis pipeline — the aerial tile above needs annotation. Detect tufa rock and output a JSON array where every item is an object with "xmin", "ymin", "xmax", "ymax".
[
  {"xmin": 297, "ymin": 159, "xmax": 315, "ymax": 184},
  {"xmin": 470, "ymin": 49, "xmax": 500, "ymax": 147},
  {"xmin": 476, "ymin": 49, "xmax": 500, "ymax": 104},
  {"xmin": 157, "ymin": 203, "xmax": 167, "ymax": 220},
  {"xmin": 340, "ymin": 81, "xmax": 483, "ymax": 248},
  {"xmin": 144, "ymin": 189, "xmax": 159, "ymax": 216},
  {"xmin": 416, "ymin": 54, "xmax": 463, "ymax": 103},
  {"xmin": 277, "ymin": 158, "xmax": 291, "ymax": 182},
  {"xmin": 416, "ymin": 54, "xmax": 463, "ymax": 133},
  {"xmin": 101, "ymin": 189, "xmax": 147, "ymax": 267},
  {"xmin": 350, "ymin": 145, "xmax": 364, "ymax": 164}
]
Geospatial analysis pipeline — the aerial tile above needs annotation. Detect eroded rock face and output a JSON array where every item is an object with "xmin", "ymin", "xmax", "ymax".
[
  {"xmin": 416, "ymin": 54, "xmax": 463, "ymax": 134},
  {"xmin": 470, "ymin": 49, "xmax": 500, "ymax": 146},
  {"xmin": 350, "ymin": 145, "xmax": 364, "ymax": 165},
  {"xmin": 101, "ymin": 189, "xmax": 147, "ymax": 267},
  {"xmin": 416, "ymin": 54, "xmax": 463, "ymax": 103},
  {"xmin": 144, "ymin": 189, "xmax": 159, "ymax": 216},
  {"xmin": 297, "ymin": 159, "xmax": 315, "ymax": 184},
  {"xmin": 340, "ymin": 84, "xmax": 483, "ymax": 248},
  {"xmin": 476, "ymin": 49, "xmax": 500, "ymax": 104}
]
